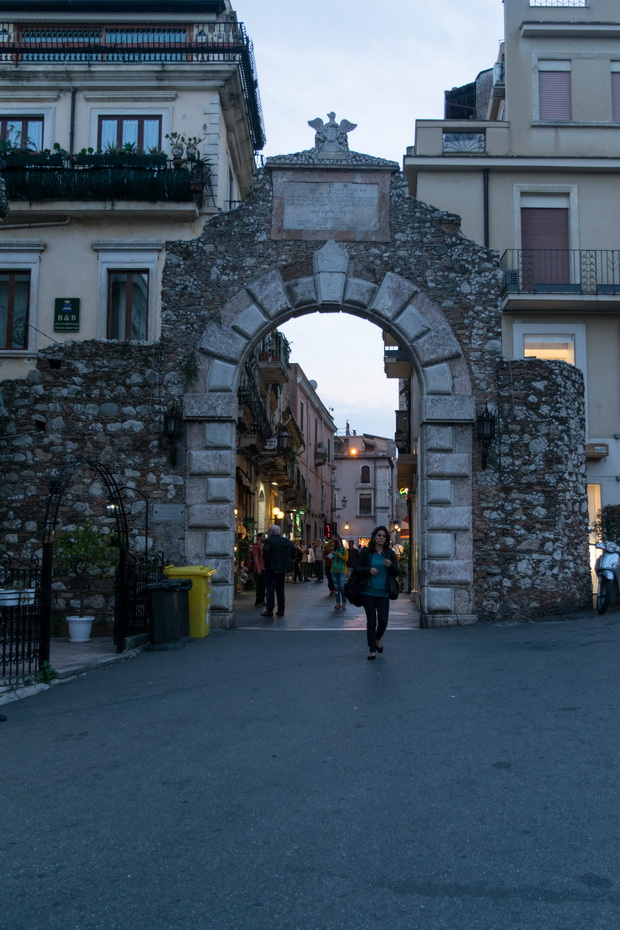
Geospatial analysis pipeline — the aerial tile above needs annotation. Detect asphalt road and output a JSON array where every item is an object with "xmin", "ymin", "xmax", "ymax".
[{"xmin": 2, "ymin": 612, "xmax": 619, "ymax": 930}]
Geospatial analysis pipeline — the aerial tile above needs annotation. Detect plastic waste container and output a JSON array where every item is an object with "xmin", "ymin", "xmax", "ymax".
[
  {"xmin": 164, "ymin": 565, "xmax": 216, "ymax": 638},
  {"xmin": 144, "ymin": 578, "xmax": 191, "ymax": 647}
]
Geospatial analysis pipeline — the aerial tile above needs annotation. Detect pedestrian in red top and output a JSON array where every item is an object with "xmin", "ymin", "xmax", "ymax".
[{"xmin": 250, "ymin": 532, "xmax": 266, "ymax": 607}]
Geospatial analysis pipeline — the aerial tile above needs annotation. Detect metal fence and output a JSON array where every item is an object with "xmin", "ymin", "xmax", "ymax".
[
  {"xmin": 114, "ymin": 551, "xmax": 165, "ymax": 653},
  {"xmin": 500, "ymin": 249, "xmax": 620, "ymax": 295},
  {"xmin": 0, "ymin": 558, "xmax": 43, "ymax": 684}
]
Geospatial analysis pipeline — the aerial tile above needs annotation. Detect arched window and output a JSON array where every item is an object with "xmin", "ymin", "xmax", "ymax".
[{"xmin": 360, "ymin": 465, "xmax": 371, "ymax": 484}]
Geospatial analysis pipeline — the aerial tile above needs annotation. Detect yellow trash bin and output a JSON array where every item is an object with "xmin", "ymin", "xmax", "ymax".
[{"xmin": 164, "ymin": 565, "xmax": 216, "ymax": 638}]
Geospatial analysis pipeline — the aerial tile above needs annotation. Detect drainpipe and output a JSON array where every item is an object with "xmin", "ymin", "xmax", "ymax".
[
  {"xmin": 0, "ymin": 217, "xmax": 72, "ymax": 230},
  {"xmin": 69, "ymin": 88, "xmax": 76, "ymax": 155},
  {"xmin": 483, "ymin": 168, "xmax": 490, "ymax": 249}
]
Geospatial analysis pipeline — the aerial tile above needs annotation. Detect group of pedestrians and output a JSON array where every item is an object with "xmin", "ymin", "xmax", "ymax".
[{"xmin": 245, "ymin": 525, "xmax": 399, "ymax": 660}]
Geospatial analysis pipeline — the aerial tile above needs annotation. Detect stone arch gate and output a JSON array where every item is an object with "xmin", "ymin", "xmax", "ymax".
[{"xmin": 183, "ymin": 239, "xmax": 477, "ymax": 630}]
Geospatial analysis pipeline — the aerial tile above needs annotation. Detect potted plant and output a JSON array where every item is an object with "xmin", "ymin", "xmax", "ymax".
[
  {"xmin": 0, "ymin": 578, "xmax": 36, "ymax": 606},
  {"xmin": 55, "ymin": 521, "xmax": 117, "ymax": 642}
]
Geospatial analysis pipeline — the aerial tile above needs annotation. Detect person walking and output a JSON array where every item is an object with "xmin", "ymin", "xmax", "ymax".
[
  {"xmin": 313, "ymin": 540, "xmax": 324, "ymax": 583},
  {"xmin": 346, "ymin": 538, "xmax": 359, "ymax": 574},
  {"xmin": 300, "ymin": 543, "xmax": 310, "ymax": 582},
  {"xmin": 330, "ymin": 535, "xmax": 349, "ymax": 610},
  {"xmin": 261, "ymin": 525, "xmax": 296, "ymax": 618},
  {"xmin": 355, "ymin": 525, "xmax": 399, "ymax": 660},
  {"xmin": 292, "ymin": 541, "xmax": 302, "ymax": 583},
  {"xmin": 323, "ymin": 537, "xmax": 336, "ymax": 595},
  {"xmin": 250, "ymin": 532, "xmax": 266, "ymax": 607},
  {"xmin": 307, "ymin": 544, "xmax": 315, "ymax": 578}
]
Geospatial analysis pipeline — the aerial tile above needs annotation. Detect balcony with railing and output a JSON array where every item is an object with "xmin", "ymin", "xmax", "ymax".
[
  {"xmin": 0, "ymin": 20, "xmax": 265, "ymax": 151},
  {"xmin": 1, "ymin": 151, "xmax": 212, "ymax": 209},
  {"xmin": 500, "ymin": 250, "xmax": 620, "ymax": 303},
  {"xmin": 256, "ymin": 333, "xmax": 290, "ymax": 385}
]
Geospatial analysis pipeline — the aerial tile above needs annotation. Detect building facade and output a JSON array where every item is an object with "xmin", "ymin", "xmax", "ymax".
[
  {"xmin": 332, "ymin": 426, "xmax": 396, "ymax": 549},
  {"xmin": 0, "ymin": 0, "xmax": 264, "ymax": 381},
  {"xmin": 404, "ymin": 0, "xmax": 620, "ymax": 538}
]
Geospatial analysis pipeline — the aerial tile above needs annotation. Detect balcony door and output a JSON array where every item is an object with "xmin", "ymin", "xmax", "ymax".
[{"xmin": 521, "ymin": 206, "xmax": 570, "ymax": 291}]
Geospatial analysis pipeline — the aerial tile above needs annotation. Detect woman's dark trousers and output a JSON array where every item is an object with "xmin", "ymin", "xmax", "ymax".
[{"xmin": 362, "ymin": 594, "xmax": 389, "ymax": 651}]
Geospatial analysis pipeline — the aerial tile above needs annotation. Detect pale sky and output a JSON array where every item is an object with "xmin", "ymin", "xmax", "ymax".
[{"xmin": 234, "ymin": 0, "xmax": 506, "ymax": 436}]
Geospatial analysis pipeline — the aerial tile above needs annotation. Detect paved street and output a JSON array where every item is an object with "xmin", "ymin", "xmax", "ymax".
[{"xmin": 2, "ymin": 583, "xmax": 619, "ymax": 930}]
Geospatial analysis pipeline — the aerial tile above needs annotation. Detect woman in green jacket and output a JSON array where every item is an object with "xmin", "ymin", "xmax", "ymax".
[{"xmin": 330, "ymin": 535, "xmax": 349, "ymax": 610}]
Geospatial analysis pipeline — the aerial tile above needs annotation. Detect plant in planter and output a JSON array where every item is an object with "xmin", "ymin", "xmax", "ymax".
[
  {"xmin": 0, "ymin": 578, "xmax": 36, "ymax": 606},
  {"xmin": 55, "ymin": 521, "xmax": 117, "ymax": 643}
]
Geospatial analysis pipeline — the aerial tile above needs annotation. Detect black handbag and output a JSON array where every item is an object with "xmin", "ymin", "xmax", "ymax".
[
  {"xmin": 343, "ymin": 570, "xmax": 364, "ymax": 607},
  {"xmin": 387, "ymin": 575, "xmax": 399, "ymax": 601}
]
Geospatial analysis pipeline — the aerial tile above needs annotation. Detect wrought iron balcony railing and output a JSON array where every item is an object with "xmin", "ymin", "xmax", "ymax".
[
  {"xmin": 0, "ymin": 21, "xmax": 265, "ymax": 151},
  {"xmin": 237, "ymin": 367, "xmax": 272, "ymax": 441},
  {"xmin": 1, "ymin": 153, "xmax": 211, "ymax": 205},
  {"xmin": 500, "ymin": 250, "xmax": 620, "ymax": 296}
]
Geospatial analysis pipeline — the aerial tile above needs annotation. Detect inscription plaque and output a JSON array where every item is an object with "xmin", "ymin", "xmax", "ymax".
[
  {"xmin": 283, "ymin": 181, "xmax": 379, "ymax": 232},
  {"xmin": 271, "ymin": 168, "xmax": 391, "ymax": 242}
]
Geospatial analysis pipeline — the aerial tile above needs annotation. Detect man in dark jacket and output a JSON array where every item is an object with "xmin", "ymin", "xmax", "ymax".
[{"xmin": 261, "ymin": 525, "xmax": 296, "ymax": 618}]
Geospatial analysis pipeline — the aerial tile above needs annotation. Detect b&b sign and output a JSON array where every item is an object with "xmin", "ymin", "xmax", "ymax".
[{"xmin": 54, "ymin": 297, "xmax": 80, "ymax": 332}]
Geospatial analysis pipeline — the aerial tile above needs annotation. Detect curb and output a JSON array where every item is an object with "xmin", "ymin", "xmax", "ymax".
[{"xmin": 0, "ymin": 646, "xmax": 145, "ymax": 706}]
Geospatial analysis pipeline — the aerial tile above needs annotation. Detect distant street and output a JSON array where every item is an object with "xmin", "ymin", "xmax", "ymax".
[{"xmin": 2, "ymin": 594, "xmax": 619, "ymax": 930}]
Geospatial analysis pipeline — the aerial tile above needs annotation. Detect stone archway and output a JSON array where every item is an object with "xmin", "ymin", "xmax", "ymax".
[{"xmin": 184, "ymin": 239, "xmax": 476, "ymax": 629}]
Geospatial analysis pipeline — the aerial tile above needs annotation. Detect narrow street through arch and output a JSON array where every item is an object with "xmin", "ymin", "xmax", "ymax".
[{"xmin": 234, "ymin": 579, "xmax": 420, "ymax": 631}]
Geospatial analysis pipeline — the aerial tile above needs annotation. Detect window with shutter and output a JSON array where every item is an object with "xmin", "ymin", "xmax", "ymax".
[
  {"xmin": 612, "ymin": 71, "xmax": 620, "ymax": 122},
  {"xmin": 521, "ymin": 207, "xmax": 570, "ymax": 289},
  {"xmin": 539, "ymin": 71, "xmax": 571, "ymax": 121}
]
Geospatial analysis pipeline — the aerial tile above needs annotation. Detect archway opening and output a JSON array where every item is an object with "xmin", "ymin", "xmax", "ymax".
[{"xmin": 232, "ymin": 309, "xmax": 420, "ymax": 630}]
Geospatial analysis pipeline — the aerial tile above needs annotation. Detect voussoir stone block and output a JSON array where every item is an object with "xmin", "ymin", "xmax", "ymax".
[
  {"xmin": 394, "ymin": 303, "xmax": 431, "ymax": 342},
  {"xmin": 371, "ymin": 272, "xmax": 419, "ymax": 320},
  {"xmin": 414, "ymin": 324, "xmax": 462, "ymax": 366},
  {"xmin": 316, "ymin": 271, "xmax": 347, "ymax": 304},
  {"xmin": 198, "ymin": 323, "xmax": 248, "ymax": 363},
  {"xmin": 286, "ymin": 277, "xmax": 317, "ymax": 309},
  {"xmin": 246, "ymin": 270, "xmax": 291, "ymax": 318},
  {"xmin": 424, "ymin": 363, "xmax": 453, "ymax": 395},
  {"xmin": 231, "ymin": 302, "xmax": 269, "ymax": 339},
  {"xmin": 313, "ymin": 239, "xmax": 349, "ymax": 274},
  {"xmin": 344, "ymin": 277, "xmax": 377, "ymax": 309},
  {"xmin": 207, "ymin": 359, "xmax": 237, "ymax": 392}
]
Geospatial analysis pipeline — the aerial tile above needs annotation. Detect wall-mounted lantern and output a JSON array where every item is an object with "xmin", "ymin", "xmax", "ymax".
[
  {"xmin": 476, "ymin": 404, "xmax": 497, "ymax": 470},
  {"xmin": 163, "ymin": 405, "xmax": 183, "ymax": 466}
]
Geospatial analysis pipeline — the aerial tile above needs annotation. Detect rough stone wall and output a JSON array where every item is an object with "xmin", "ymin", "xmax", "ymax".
[
  {"xmin": 0, "ymin": 341, "xmax": 187, "ymax": 573},
  {"xmin": 161, "ymin": 170, "xmax": 504, "ymax": 406},
  {"xmin": 0, "ymin": 166, "xmax": 592, "ymax": 623},
  {"xmin": 474, "ymin": 358, "xmax": 592, "ymax": 618}
]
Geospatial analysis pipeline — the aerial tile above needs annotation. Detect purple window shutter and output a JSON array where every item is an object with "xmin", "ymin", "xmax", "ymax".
[
  {"xmin": 612, "ymin": 73, "xmax": 620, "ymax": 122},
  {"xmin": 521, "ymin": 208, "xmax": 570, "ymax": 287},
  {"xmin": 539, "ymin": 71, "xmax": 571, "ymax": 121}
]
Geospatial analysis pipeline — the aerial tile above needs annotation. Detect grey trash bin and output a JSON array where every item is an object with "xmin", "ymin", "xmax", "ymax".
[{"xmin": 144, "ymin": 578, "xmax": 192, "ymax": 647}]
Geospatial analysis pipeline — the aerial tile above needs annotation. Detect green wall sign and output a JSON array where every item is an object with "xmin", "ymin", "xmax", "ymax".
[{"xmin": 54, "ymin": 297, "xmax": 80, "ymax": 332}]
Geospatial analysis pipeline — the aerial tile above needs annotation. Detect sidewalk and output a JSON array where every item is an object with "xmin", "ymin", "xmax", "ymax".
[{"xmin": 46, "ymin": 577, "xmax": 419, "ymax": 674}]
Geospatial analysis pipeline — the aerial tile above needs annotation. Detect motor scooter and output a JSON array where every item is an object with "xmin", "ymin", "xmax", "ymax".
[{"xmin": 594, "ymin": 540, "xmax": 620, "ymax": 614}]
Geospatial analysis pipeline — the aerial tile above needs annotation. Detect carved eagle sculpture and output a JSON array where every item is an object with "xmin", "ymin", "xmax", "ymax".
[{"xmin": 308, "ymin": 112, "xmax": 357, "ymax": 153}]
